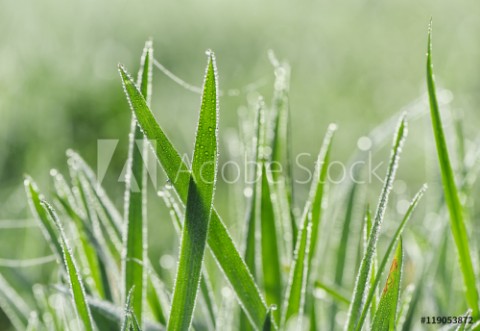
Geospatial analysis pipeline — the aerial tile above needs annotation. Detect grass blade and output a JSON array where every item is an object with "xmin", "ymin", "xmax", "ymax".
[
  {"xmin": 260, "ymin": 163, "xmax": 283, "ymax": 310},
  {"xmin": 119, "ymin": 59, "xmax": 268, "ymax": 328},
  {"xmin": 159, "ymin": 187, "xmax": 217, "ymax": 329},
  {"xmin": 330, "ymin": 171, "xmax": 356, "ymax": 330},
  {"xmin": 371, "ymin": 239, "xmax": 403, "ymax": 331},
  {"xmin": 122, "ymin": 40, "xmax": 153, "ymax": 326},
  {"xmin": 167, "ymin": 51, "xmax": 218, "ymax": 331},
  {"xmin": 244, "ymin": 98, "xmax": 265, "ymax": 280},
  {"xmin": 355, "ymin": 184, "xmax": 427, "ymax": 331},
  {"xmin": 41, "ymin": 201, "xmax": 95, "ymax": 331},
  {"xmin": 146, "ymin": 275, "xmax": 168, "ymax": 326},
  {"xmin": 24, "ymin": 177, "xmax": 62, "ymax": 260},
  {"xmin": 52, "ymin": 170, "xmax": 110, "ymax": 300},
  {"xmin": 314, "ymin": 281, "xmax": 350, "ymax": 306},
  {"xmin": 269, "ymin": 56, "xmax": 296, "ymax": 248},
  {"xmin": 240, "ymin": 99, "xmax": 264, "ymax": 331},
  {"xmin": 395, "ymin": 284, "xmax": 414, "ymax": 331},
  {"xmin": 426, "ymin": 23, "xmax": 480, "ymax": 318},
  {"xmin": 0, "ymin": 274, "xmax": 31, "ymax": 331},
  {"xmin": 308, "ymin": 124, "xmax": 336, "ymax": 269},
  {"xmin": 344, "ymin": 114, "xmax": 407, "ymax": 331},
  {"xmin": 262, "ymin": 307, "xmax": 274, "ymax": 331},
  {"xmin": 67, "ymin": 150, "xmax": 123, "ymax": 239},
  {"xmin": 281, "ymin": 204, "xmax": 312, "ymax": 328}
]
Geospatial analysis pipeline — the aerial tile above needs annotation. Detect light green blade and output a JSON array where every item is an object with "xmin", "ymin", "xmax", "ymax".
[
  {"xmin": 344, "ymin": 114, "xmax": 407, "ymax": 331},
  {"xmin": 42, "ymin": 201, "xmax": 95, "ymax": 331},
  {"xmin": 426, "ymin": 23, "xmax": 479, "ymax": 318},
  {"xmin": 330, "ymin": 183, "xmax": 358, "ymax": 330},
  {"xmin": 240, "ymin": 99, "xmax": 265, "ymax": 331},
  {"xmin": 119, "ymin": 61, "xmax": 268, "ymax": 328},
  {"xmin": 307, "ymin": 124, "xmax": 336, "ymax": 270},
  {"xmin": 370, "ymin": 239, "xmax": 403, "ymax": 331},
  {"xmin": 123, "ymin": 40, "xmax": 153, "ymax": 326},
  {"xmin": 281, "ymin": 204, "xmax": 312, "ymax": 328},
  {"xmin": 167, "ymin": 51, "xmax": 218, "ymax": 331},
  {"xmin": 260, "ymin": 162, "xmax": 283, "ymax": 311},
  {"xmin": 24, "ymin": 177, "xmax": 62, "ymax": 260},
  {"xmin": 269, "ymin": 55, "xmax": 296, "ymax": 246},
  {"xmin": 0, "ymin": 274, "xmax": 31, "ymax": 331},
  {"xmin": 314, "ymin": 281, "xmax": 350, "ymax": 306},
  {"xmin": 355, "ymin": 184, "xmax": 426, "ymax": 331},
  {"xmin": 281, "ymin": 124, "xmax": 335, "ymax": 329},
  {"xmin": 52, "ymin": 170, "xmax": 110, "ymax": 300}
]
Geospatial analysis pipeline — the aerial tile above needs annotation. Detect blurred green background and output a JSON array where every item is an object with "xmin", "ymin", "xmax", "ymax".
[
  {"xmin": 1, "ymin": 0, "xmax": 480, "ymax": 329},
  {"xmin": 2, "ymin": 0, "xmax": 480, "ymax": 212}
]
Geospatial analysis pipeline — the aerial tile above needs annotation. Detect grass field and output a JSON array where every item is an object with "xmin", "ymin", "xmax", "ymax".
[
  {"xmin": 0, "ymin": 22, "xmax": 480, "ymax": 330},
  {"xmin": 1, "ymin": 2, "xmax": 480, "ymax": 331}
]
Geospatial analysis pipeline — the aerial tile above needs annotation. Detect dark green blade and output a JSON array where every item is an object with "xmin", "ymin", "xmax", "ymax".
[
  {"xmin": 426, "ymin": 23, "xmax": 479, "ymax": 318},
  {"xmin": 119, "ymin": 61, "xmax": 268, "ymax": 328},
  {"xmin": 355, "ymin": 185, "xmax": 426, "ymax": 331},
  {"xmin": 371, "ymin": 240, "xmax": 403, "ymax": 331},
  {"xmin": 167, "ymin": 51, "xmax": 218, "ymax": 331},
  {"xmin": 123, "ymin": 40, "xmax": 153, "ymax": 326},
  {"xmin": 42, "ymin": 202, "xmax": 95, "ymax": 331},
  {"xmin": 345, "ymin": 115, "xmax": 407, "ymax": 331}
]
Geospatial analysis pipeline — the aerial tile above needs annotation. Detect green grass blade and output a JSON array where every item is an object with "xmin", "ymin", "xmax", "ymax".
[
  {"xmin": 244, "ymin": 99, "xmax": 265, "ymax": 280},
  {"xmin": 314, "ymin": 281, "xmax": 350, "ymax": 306},
  {"xmin": 146, "ymin": 275, "xmax": 168, "ymax": 326},
  {"xmin": 41, "ymin": 201, "xmax": 95, "ymax": 331},
  {"xmin": 262, "ymin": 307, "xmax": 274, "ymax": 331},
  {"xmin": 119, "ymin": 60, "xmax": 268, "ymax": 329},
  {"xmin": 371, "ymin": 239, "xmax": 403, "ymax": 331},
  {"xmin": 308, "ymin": 124, "xmax": 336, "ymax": 269},
  {"xmin": 52, "ymin": 170, "xmax": 110, "ymax": 300},
  {"xmin": 71, "ymin": 291, "xmax": 164, "ymax": 331},
  {"xmin": 240, "ymin": 99, "xmax": 264, "ymax": 331},
  {"xmin": 364, "ymin": 206, "xmax": 377, "ymax": 317},
  {"xmin": 344, "ymin": 114, "xmax": 407, "ymax": 331},
  {"xmin": 281, "ymin": 204, "xmax": 312, "ymax": 328},
  {"xmin": 24, "ymin": 177, "xmax": 62, "ymax": 260},
  {"xmin": 355, "ymin": 184, "xmax": 426, "ymax": 331},
  {"xmin": 0, "ymin": 274, "xmax": 31, "ymax": 331},
  {"xmin": 330, "ymin": 183, "xmax": 358, "ymax": 330},
  {"xmin": 121, "ymin": 288, "xmax": 134, "ymax": 331},
  {"xmin": 426, "ymin": 23, "xmax": 480, "ymax": 318},
  {"xmin": 26, "ymin": 312, "xmax": 40, "ymax": 331},
  {"xmin": 260, "ymin": 163, "xmax": 283, "ymax": 310},
  {"xmin": 395, "ymin": 284, "xmax": 414, "ymax": 330},
  {"xmin": 304, "ymin": 124, "xmax": 336, "ymax": 330},
  {"xmin": 123, "ymin": 40, "xmax": 153, "ymax": 326},
  {"xmin": 167, "ymin": 51, "xmax": 218, "ymax": 331},
  {"xmin": 159, "ymin": 187, "xmax": 217, "ymax": 329},
  {"xmin": 67, "ymin": 150, "xmax": 123, "ymax": 239},
  {"xmin": 269, "ymin": 56, "xmax": 296, "ymax": 245}
]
